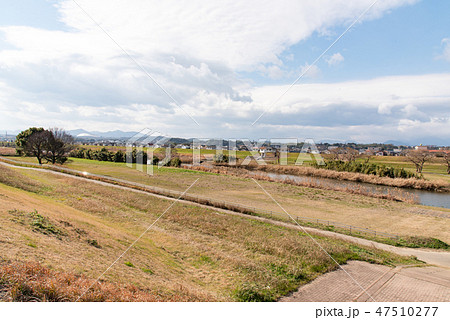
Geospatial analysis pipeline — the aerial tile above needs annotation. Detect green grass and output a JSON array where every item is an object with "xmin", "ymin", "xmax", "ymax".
[
  {"xmin": 141, "ymin": 268, "xmax": 154, "ymax": 275},
  {"xmin": 8, "ymin": 209, "xmax": 63, "ymax": 237}
]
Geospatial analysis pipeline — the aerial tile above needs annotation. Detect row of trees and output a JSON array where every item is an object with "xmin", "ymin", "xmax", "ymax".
[
  {"xmin": 69, "ymin": 147, "xmax": 182, "ymax": 167},
  {"xmin": 329, "ymin": 147, "xmax": 450, "ymax": 175},
  {"xmin": 16, "ymin": 128, "xmax": 74, "ymax": 164},
  {"xmin": 405, "ymin": 150, "xmax": 450, "ymax": 174}
]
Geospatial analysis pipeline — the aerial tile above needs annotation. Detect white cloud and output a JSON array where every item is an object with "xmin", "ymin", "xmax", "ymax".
[
  {"xmin": 326, "ymin": 53, "xmax": 344, "ymax": 66},
  {"xmin": 257, "ymin": 64, "xmax": 286, "ymax": 79},
  {"xmin": 440, "ymin": 38, "xmax": 450, "ymax": 62},
  {"xmin": 300, "ymin": 63, "xmax": 321, "ymax": 79},
  {"xmin": 251, "ymin": 73, "xmax": 450, "ymax": 115},
  {"xmin": 377, "ymin": 103, "xmax": 394, "ymax": 115},
  {"xmin": 2, "ymin": 0, "xmax": 442, "ymax": 144},
  {"xmin": 3, "ymin": 0, "xmax": 416, "ymax": 117}
]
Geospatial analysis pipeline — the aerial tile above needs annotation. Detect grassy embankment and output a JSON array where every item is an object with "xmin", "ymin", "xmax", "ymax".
[
  {"xmin": 2, "ymin": 156, "xmax": 449, "ymax": 245},
  {"xmin": 0, "ymin": 165, "xmax": 421, "ymax": 302}
]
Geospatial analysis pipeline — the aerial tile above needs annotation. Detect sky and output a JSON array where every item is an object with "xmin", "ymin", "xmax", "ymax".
[{"xmin": 0, "ymin": 0, "xmax": 449, "ymax": 144}]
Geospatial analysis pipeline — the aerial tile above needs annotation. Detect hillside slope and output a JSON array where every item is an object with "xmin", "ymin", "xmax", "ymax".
[{"xmin": 0, "ymin": 165, "xmax": 419, "ymax": 301}]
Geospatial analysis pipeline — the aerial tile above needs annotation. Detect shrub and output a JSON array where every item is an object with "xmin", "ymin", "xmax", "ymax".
[
  {"xmin": 169, "ymin": 157, "xmax": 181, "ymax": 167},
  {"xmin": 113, "ymin": 150, "xmax": 125, "ymax": 163}
]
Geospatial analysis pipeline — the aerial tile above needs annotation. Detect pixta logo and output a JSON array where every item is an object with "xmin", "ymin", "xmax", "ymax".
[
  {"xmin": 127, "ymin": 129, "xmax": 324, "ymax": 176},
  {"xmin": 126, "ymin": 128, "xmax": 174, "ymax": 175}
]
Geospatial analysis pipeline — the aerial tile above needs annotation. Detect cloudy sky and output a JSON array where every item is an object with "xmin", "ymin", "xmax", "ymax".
[{"xmin": 0, "ymin": 0, "xmax": 449, "ymax": 144}]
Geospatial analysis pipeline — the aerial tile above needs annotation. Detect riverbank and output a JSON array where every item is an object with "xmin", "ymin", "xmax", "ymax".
[
  {"xmin": 213, "ymin": 163, "xmax": 450, "ymax": 192},
  {"xmin": 185, "ymin": 165, "xmax": 415, "ymax": 203}
]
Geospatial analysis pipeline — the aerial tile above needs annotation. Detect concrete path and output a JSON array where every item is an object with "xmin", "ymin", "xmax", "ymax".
[{"xmin": 280, "ymin": 261, "xmax": 450, "ymax": 302}]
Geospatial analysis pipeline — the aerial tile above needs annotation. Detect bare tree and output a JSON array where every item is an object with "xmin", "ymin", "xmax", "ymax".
[
  {"xmin": 329, "ymin": 147, "xmax": 359, "ymax": 162},
  {"xmin": 341, "ymin": 147, "xmax": 359, "ymax": 162},
  {"xmin": 24, "ymin": 130, "xmax": 51, "ymax": 164},
  {"xmin": 44, "ymin": 128, "xmax": 75, "ymax": 164},
  {"xmin": 360, "ymin": 154, "xmax": 371, "ymax": 164},
  {"xmin": 442, "ymin": 151, "xmax": 450, "ymax": 174},
  {"xmin": 405, "ymin": 150, "xmax": 433, "ymax": 174}
]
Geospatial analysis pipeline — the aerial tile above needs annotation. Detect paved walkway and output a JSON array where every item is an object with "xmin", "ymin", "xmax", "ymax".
[{"xmin": 280, "ymin": 261, "xmax": 450, "ymax": 302}]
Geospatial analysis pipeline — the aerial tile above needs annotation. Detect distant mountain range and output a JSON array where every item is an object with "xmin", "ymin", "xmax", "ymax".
[
  {"xmin": 1, "ymin": 128, "xmax": 447, "ymax": 146},
  {"xmin": 67, "ymin": 129, "xmax": 139, "ymax": 139}
]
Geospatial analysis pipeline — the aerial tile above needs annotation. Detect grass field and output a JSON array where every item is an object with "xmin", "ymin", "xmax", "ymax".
[
  {"xmin": 3, "ymin": 156, "xmax": 449, "ymax": 243},
  {"xmin": 72, "ymin": 145, "xmax": 450, "ymax": 181},
  {"xmin": 357, "ymin": 156, "xmax": 450, "ymax": 183},
  {"xmin": 0, "ymin": 164, "xmax": 420, "ymax": 301}
]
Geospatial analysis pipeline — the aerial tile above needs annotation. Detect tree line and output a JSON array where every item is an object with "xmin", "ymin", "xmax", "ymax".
[
  {"xmin": 69, "ymin": 147, "xmax": 182, "ymax": 167},
  {"xmin": 323, "ymin": 147, "xmax": 450, "ymax": 177}
]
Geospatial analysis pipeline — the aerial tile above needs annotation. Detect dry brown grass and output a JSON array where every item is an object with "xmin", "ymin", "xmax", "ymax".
[
  {"xmin": 0, "ymin": 148, "xmax": 16, "ymax": 156},
  {"xmin": 0, "ymin": 259, "xmax": 190, "ymax": 302},
  {"xmin": 0, "ymin": 165, "xmax": 420, "ymax": 301}
]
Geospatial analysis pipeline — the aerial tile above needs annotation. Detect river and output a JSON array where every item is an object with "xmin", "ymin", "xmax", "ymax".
[{"xmin": 260, "ymin": 172, "xmax": 450, "ymax": 209}]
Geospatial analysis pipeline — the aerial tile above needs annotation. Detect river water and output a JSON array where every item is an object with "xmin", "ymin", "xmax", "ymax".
[
  {"xmin": 185, "ymin": 163, "xmax": 450, "ymax": 209},
  {"xmin": 261, "ymin": 172, "xmax": 450, "ymax": 209}
]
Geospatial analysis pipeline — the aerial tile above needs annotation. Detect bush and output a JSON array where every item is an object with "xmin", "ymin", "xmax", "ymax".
[
  {"xmin": 113, "ymin": 150, "xmax": 125, "ymax": 163},
  {"xmin": 69, "ymin": 147, "xmax": 183, "ymax": 168},
  {"xmin": 169, "ymin": 157, "xmax": 181, "ymax": 167}
]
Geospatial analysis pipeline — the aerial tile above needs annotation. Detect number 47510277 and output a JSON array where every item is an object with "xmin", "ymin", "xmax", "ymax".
[{"xmin": 375, "ymin": 306, "xmax": 438, "ymax": 317}]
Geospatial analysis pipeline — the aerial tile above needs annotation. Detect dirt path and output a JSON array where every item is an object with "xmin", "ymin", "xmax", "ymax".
[
  {"xmin": 1, "ymin": 160, "xmax": 449, "ymax": 268},
  {"xmin": 280, "ymin": 261, "xmax": 450, "ymax": 302}
]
